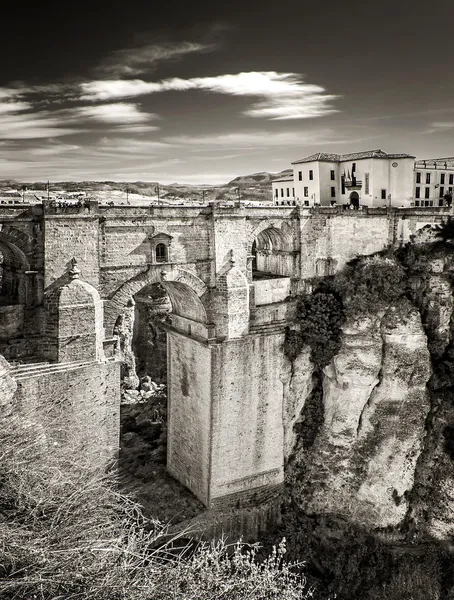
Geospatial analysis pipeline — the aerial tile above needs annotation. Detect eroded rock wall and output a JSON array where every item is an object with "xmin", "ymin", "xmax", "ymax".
[{"xmin": 291, "ymin": 299, "xmax": 433, "ymax": 530}]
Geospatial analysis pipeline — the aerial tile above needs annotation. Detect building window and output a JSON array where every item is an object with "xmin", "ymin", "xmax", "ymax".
[
  {"xmin": 381, "ymin": 189, "xmax": 387, "ymax": 200},
  {"xmin": 331, "ymin": 187, "xmax": 336, "ymax": 198},
  {"xmin": 281, "ymin": 188, "xmax": 284, "ymax": 197},
  {"xmin": 352, "ymin": 163, "xmax": 356, "ymax": 173},
  {"xmin": 425, "ymin": 187, "xmax": 430, "ymax": 199},
  {"xmin": 416, "ymin": 172, "xmax": 421, "ymax": 184},
  {"xmin": 287, "ymin": 188, "xmax": 290, "ymax": 197},
  {"xmin": 426, "ymin": 173, "xmax": 431, "ymax": 184},
  {"xmin": 309, "ymin": 170, "xmax": 313, "ymax": 180},
  {"xmin": 415, "ymin": 187, "xmax": 420, "ymax": 198},
  {"xmin": 341, "ymin": 176, "xmax": 345, "ymax": 195},
  {"xmin": 304, "ymin": 187, "xmax": 309, "ymax": 197},
  {"xmin": 441, "ymin": 173, "xmax": 445, "ymax": 184},
  {"xmin": 275, "ymin": 188, "xmax": 278, "ymax": 197},
  {"xmin": 155, "ymin": 243, "xmax": 168, "ymax": 263},
  {"xmin": 292, "ymin": 188, "xmax": 294, "ymax": 196},
  {"xmin": 298, "ymin": 171, "xmax": 302, "ymax": 181},
  {"xmin": 330, "ymin": 170, "xmax": 335, "ymax": 181},
  {"xmin": 450, "ymin": 174, "xmax": 454, "ymax": 185},
  {"xmin": 365, "ymin": 173, "xmax": 369, "ymax": 194},
  {"xmin": 304, "ymin": 200, "xmax": 309, "ymax": 206},
  {"xmin": 440, "ymin": 186, "xmax": 444, "ymax": 197}
]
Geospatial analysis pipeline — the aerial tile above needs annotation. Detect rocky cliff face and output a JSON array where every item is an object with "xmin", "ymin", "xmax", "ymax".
[
  {"xmin": 282, "ymin": 241, "xmax": 454, "ymax": 544},
  {"xmin": 289, "ymin": 300, "xmax": 432, "ymax": 530},
  {"xmin": 281, "ymin": 244, "xmax": 454, "ymax": 597}
]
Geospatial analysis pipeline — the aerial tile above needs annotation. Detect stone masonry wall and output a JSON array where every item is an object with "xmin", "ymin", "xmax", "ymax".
[
  {"xmin": 208, "ymin": 331, "xmax": 286, "ymax": 506},
  {"xmin": 167, "ymin": 330, "xmax": 213, "ymax": 506},
  {"xmin": 14, "ymin": 361, "xmax": 121, "ymax": 463},
  {"xmin": 43, "ymin": 214, "xmax": 100, "ymax": 288}
]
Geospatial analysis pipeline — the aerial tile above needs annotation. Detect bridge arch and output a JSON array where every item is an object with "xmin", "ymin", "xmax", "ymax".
[
  {"xmin": 105, "ymin": 267, "xmax": 208, "ymax": 335},
  {"xmin": 248, "ymin": 223, "xmax": 295, "ymax": 278}
]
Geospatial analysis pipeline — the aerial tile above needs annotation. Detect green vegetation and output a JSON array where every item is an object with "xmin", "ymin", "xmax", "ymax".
[
  {"xmin": 0, "ymin": 409, "xmax": 312, "ymax": 599},
  {"xmin": 284, "ymin": 254, "xmax": 406, "ymax": 369}
]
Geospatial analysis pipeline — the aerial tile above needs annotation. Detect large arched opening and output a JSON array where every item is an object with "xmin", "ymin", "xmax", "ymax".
[
  {"xmin": 0, "ymin": 240, "xmax": 30, "ymax": 353},
  {"xmin": 109, "ymin": 268, "xmax": 209, "ymax": 393},
  {"xmin": 110, "ymin": 270, "xmax": 210, "ymax": 510},
  {"xmin": 0, "ymin": 240, "xmax": 29, "ymax": 306},
  {"xmin": 251, "ymin": 226, "xmax": 294, "ymax": 279},
  {"xmin": 132, "ymin": 279, "xmax": 207, "ymax": 385}
]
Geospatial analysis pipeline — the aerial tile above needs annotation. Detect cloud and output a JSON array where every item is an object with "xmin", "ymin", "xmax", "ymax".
[
  {"xmin": 163, "ymin": 129, "xmax": 355, "ymax": 148},
  {"xmin": 74, "ymin": 102, "xmax": 157, "ymax": 124},
  {"xmin": 424, "ymin": 121, "xmax": 454, "ymax": 134},
  {"xmin": 0, "ymin": 100, "xmax": 31, "ymax": 115},
  {"xmin": 430, "ymin": 122, "xmax": 454, "ymax": 129},
  {"xmin": 0, "ymin": 84, "xmax": 158, "ymax": 139},
  {"xmin": 80, "ymin": 79, "xmax": 162, "ymax": 101},
  {"xmin": 96, "ymin": 42, "xmax": 215, "ymax": 77},
  {"xmin": 80, "ymin": 71, "xmax": 340, "ymax": 120}
]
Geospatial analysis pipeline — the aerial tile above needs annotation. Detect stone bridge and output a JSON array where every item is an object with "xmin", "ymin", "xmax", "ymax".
[{"xmin": 0, "ymin": 199, "xmax": 450, "ymax": 509}]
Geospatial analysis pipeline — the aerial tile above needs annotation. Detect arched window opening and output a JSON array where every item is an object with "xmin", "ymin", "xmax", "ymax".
[
  {"xmin": 156, "ymin": 243, "xmax": 168, "ymax": 263},
  {"xmin": 0, "ymin": 241, "xmax": 29, "ymax": 306}
]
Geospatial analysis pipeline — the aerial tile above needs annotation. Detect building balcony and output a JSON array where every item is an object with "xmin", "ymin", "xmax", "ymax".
[{"xmin": 343, "ymin": 178, "xmax": 362, "ymax": 189}]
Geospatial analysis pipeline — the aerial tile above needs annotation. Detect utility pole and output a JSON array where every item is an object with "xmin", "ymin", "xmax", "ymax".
[
  {"xmin": 47, "ymin": 180, "xmax": 50, "ymax": 202},
  {"xmin": 202, "ymin": 189, "xmax": 207, "ymax": 203},
  {"xmin": 155, "ymin": 184, "xmax": 160, "ymax": 204}
]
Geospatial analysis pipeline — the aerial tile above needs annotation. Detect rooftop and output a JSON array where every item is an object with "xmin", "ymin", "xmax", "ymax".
[
  {"xmin": 415, "ymin": 157, "xmax": 454, "ymax": 168},
  {"xmin": 291, "ymin": 149, "xmax": 415, "ymax": 164}
]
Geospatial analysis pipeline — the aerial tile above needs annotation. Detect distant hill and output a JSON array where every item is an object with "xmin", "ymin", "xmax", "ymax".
[
  {"xmin": 0, "ymin": 169, "xmax": 293, "ymax": 204},
  {"xmin": 227, "ymin": 170, "xmax": 292, "ymax": 186}
]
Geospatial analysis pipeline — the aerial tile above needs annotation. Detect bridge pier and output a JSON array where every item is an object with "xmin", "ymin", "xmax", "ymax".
[{"xmin": 167, "ymin": 325, "xmax": 286, "ymax": 509}]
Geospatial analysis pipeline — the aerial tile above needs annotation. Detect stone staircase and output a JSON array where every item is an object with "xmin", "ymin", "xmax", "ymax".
[{"xmin": 10, "ymin": 360, "xmax": 96, "ymax": 381}]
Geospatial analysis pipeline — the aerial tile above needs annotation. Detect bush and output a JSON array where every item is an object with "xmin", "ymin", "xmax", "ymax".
[
  {"xmin": 333, "ymin": 255, "xmax": 406, "ymax": 317},
  {"xmin": 0, "ymin": 409, "xmax": 313, "ymax": 600},
  {"xmin": 295, "ymin": 289, "xmax": 345, "ymax": 368}
]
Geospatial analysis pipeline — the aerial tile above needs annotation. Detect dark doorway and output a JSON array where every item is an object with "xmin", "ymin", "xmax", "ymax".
[{"xmin": 350, "ymin": 191, "xmax": 360, "ymax": 209}]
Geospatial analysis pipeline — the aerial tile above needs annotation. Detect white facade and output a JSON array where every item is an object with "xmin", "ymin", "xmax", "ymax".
[
  {"xmin": 413, "ymin": 157, "xmax": 454, "ymax": 207},
  {"xmin": 271, "ymin": 178, "xmax": 296, "ymax": 205},
  {"xmin": 284, "ymin": 150, "xmax": 416, "ymax": 208}
]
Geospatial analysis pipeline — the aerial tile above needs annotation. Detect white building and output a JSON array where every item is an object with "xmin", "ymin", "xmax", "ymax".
[
  {"xmin": 413, "ymin": 157, "xmax": 454, "ymax": 207},
  {"xmin": 272, "ymin": 149, "xmax": 415, "ymax": 208},
  {"xmin": 272, "ymin": 177, "xmax": 296, "ymax": 205}
]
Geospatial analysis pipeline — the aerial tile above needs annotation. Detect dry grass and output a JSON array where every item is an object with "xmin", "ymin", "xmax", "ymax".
[{"xmin": 0, "ymin": 408, "xmax": 313, "ymax": 600}]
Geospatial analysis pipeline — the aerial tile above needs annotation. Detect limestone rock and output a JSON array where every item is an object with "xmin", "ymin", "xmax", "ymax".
[
  {"xmin": 294, "ymin": 300, "xmax": 432, "ymax": 530},
  {"xmin": 281, "ymin": 346, "xmax": 314, "ymax": 460}
]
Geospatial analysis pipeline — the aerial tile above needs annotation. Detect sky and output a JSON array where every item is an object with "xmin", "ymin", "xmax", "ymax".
[{"xmin": 0, "ymin": 0, "xmax": 453, "ymax": 184}]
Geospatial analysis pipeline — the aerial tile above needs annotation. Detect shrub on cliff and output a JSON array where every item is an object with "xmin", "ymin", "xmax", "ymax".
[
  {"xmin": 0, "ymin": 409, "xmax": 312, "ymax": 600},
  {"xmin": 291, "ymin": 288, "xmax": 345, "ymax": 368},
  {"xmin": 333, "ymin": 255, "xmax": 406, "ymax": 316}
]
